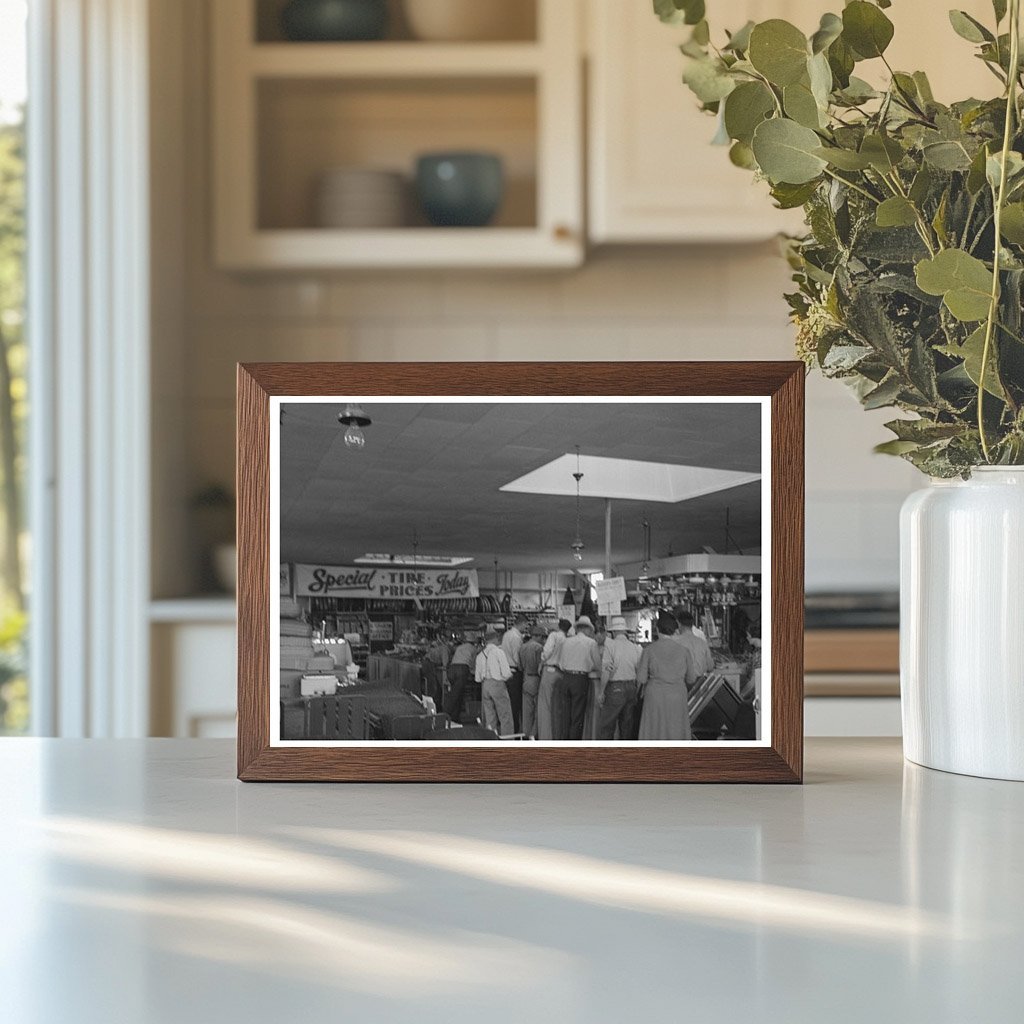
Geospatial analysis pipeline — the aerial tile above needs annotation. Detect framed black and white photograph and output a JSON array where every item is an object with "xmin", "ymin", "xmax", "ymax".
[{"xmin": 237, "ymin": 362, "xmax": 804, "ymax": 782}]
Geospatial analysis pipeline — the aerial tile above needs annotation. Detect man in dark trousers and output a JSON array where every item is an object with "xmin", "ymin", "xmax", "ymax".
[
  {"xmin": 556, "ymin": 616, "xmax": 600, "ymax": 740},
  {"xmin": 444, "ymin": 631, "xmax": 479, "ymax": 723},
  {"xmin": 500, "ymin": 616, "xmax": 527, "ymax": 733},
  {"xmin": 519, "ymin": 623, "xmax": 546, "ymax": 739}
]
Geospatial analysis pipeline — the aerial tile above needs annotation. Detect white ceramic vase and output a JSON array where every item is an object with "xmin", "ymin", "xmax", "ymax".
[{"xmin": 900, "ymin": 467, "xmax": 1024, "ymax": 781}]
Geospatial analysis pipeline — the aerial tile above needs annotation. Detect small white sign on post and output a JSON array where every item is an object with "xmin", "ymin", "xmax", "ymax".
[
  {"xmin": 598, "ymin": 600, "xmax": 622, "ymax": 618},
  {"xmin": 557, "ymin": 604, "xmax": 576, "ymax": 622},
  {"xmin": 594, "ymin": 577, "xmax": 627, "ymax": 605}
]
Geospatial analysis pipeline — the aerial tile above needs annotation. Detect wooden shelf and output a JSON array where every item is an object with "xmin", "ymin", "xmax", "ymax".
[
  {"xmin": 218, "ymin": 227, "xmax": 580, "ymax": 270},
  {"xmin": 249, "ymin": 42, "xmax": 544, "ymax": 79},
  {"xmin": 805, "ymin": 629, "xmax": 900, "ymax": 675}
]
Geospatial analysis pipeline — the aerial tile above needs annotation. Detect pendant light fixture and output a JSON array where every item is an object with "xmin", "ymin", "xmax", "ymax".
[
  {"xmin": 640, "ymin": 515, "xmax": 652, "ymax": 579},
  {"xmin": 570, "ymin": 445, "xmax": 585, "ymax": 563},
  {"xmin": 338, "ymin": 403, "xmax": 371, "ymax": 450}
]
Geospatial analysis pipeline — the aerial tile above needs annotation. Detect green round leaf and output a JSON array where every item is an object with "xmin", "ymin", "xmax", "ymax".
[
  {"xmin": 783, "ymin": 81, "xmax": 824, "ymax": 129},
  {"xmin": 923, "ymin": 140, "xmax": 973, "ymax": 171},
  {"xmin": 814, "ymin": 146, "xmax": 872, "ymax": 171},
  {"xmin": 915, "ymin": 249, "xmax": 994, "ymax": 322},
  {"xmin": 724, "ymin": 20, "xmax": 755, "ymax": 53},
  {"xmin": 875, "ymin": 196, "xmax": 918, "ymax": 228},
  {"xmin": 751, "ymin": 118, "xmax": 828, "ymax": 184},
  {"xmin": 860, "ymin": 133, "xmax": 904, "ymax": 173},
  {"xmin": 1000, "ymin": 203, "xmax": 1024, "ymax": 245},
  {"xmin": 682, "ymin": 57, "xmax": 736, "ymax": 104},
  {"xmin": 842, "ymin": 1, "xmax": 895, "ymax": 59},
  {"xmin": 729, "ymin": 140, "xmax": 757, "ymax": 170},
  {"xmin": 941, "ymin": 326, "xmax": 1005, "ymax": 398},
  {"xmin": 810, "ymin": 13, "xmax": 843, "ymax": 55},
  {"xmin": 949, "ymin": 10, "xmax": 994, "ymax": 44},
  {"xmin": 748, "ymin": 20, "xmax": 809, "ymax": 86},
  {"xmin": 723, "ymin": 81, "xmax": 775, "ymax": 144}
]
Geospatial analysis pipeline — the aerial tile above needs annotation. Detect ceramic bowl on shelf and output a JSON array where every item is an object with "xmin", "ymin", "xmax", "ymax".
[
  {"xmin": 280, "ymin": 0, "xmax": 389, "ymax": 42},
  {"xmin": 315, "ymin": 167, "xmax": 408, "ymax": 229},
  {"xmin": 415, "ymin": 152, "xmax": 504, "ymax": 227},
  {"xmin": 403, "ymin": 0, "xmax": 534, "ymax": 41}
]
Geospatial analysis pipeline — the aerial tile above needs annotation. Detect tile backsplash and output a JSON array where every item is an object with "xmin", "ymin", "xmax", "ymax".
[{"xmin": 180, "ymin": 247, "xmax": 917, "ymax": 595}]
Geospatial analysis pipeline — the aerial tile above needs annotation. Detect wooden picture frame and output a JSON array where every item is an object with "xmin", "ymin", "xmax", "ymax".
[{"xmin": 237, "ymin": 362, "xmax": 804, "ymax": 782}]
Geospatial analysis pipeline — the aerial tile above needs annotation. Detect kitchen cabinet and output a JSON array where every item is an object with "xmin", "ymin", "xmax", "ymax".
[
  {"xmin": 211, "ymin": 0, "xmax": 583, "ymax": 269},
  {"xmin": 150, "ymin": 601, "xmax": 237, "ymax": 737},
  {"xmin": 587, "ymin": 0, "xmax": 814, "ymax": 243},
  {"xmin": 586, "ymin": 0, "xmax": 998, "ymax": 244}
]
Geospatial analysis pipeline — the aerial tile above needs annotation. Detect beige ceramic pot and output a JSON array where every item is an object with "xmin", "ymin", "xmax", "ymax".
[{"xmin": 403, "ymin": 0, "xmax": 534, "ymax": 41}]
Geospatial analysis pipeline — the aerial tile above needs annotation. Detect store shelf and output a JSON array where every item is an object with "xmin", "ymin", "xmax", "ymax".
[{"xmin": 249, "ymin": 42, "xmax": 544, "ymax": 79}]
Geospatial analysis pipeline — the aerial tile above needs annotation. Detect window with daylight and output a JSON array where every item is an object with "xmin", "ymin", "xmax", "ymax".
[{"xmin": 0, "ymin": 0, "xmax": 28, "ymax": 734}]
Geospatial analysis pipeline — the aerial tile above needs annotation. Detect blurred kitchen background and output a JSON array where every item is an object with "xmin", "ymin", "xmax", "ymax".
[{"xmin": 1, "ymin": 0, "xmax": 996, "ymax": 739}]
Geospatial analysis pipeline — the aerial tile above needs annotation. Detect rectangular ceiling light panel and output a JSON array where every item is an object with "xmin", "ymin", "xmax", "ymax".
[{"xmin": 500, "ymin": 454, "xmax": 760, "ymax": 504}]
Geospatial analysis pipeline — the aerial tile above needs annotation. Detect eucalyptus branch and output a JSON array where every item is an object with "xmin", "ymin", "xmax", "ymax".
[
  {"xmin": 884, "ymin": 170, "xmax": 939, "ymax": 254},
  {"xmin": 979, "ymin": 0, "xmax": 1021, "ymax": 462},
  {"xmin": 822, "ymin": 167, "xmax": 881, "ymax": 205},
  {"xmin": 969, "ymin": 213, "xmax": 994, "ymax": 253}
]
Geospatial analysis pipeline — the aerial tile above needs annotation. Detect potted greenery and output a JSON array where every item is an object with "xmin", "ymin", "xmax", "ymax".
[{"xmin": 658, "ymin": 0, "xmax": 1024, "ymax": 779}]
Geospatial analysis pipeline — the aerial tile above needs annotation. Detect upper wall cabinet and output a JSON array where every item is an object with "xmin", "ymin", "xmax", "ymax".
[
  {"xmin": 212, "ymin": 0, "xmax": 584, "ymax": 269},
  {"xmin": 586, "ymin": 0, "xmax": 999, "ymax": 246},
  {"xmin": 587, "ymin": 0, "xmax": 818, "ymax": 244}
]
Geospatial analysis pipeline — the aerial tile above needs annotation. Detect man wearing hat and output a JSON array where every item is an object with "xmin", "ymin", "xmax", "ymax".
[
  {"xmin": 519, "ymin": 623, "xmax": 546, "ymax": 739},
  {"xmin": 556, "ymin": 616, "xmax": 601, "ymax": 740},
  {"xmin": 474, "ymin": 626, "xmax": 514, "ymax": 737},
  {"xmin": 597, "ymin": 616, "xmax": 642, "ymax": 741}
]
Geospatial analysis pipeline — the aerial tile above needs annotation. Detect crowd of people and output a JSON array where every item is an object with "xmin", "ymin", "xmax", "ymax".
[{"xmin": 429, "ymin": 608, "xmax": 717, "ymax": 741}]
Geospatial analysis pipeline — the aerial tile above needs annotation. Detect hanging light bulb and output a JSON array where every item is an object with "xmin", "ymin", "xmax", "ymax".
[
  {"xmin": 338, "ymin": 404, "xmax": 371, "ymax": 450},
  {"xmin": 570, "ymin": 445, "xmax": 585, "ymax": 563}
]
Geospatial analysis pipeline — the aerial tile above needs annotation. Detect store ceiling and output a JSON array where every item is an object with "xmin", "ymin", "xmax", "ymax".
[{"xmin": 279, "ymin": 401, "xmax": 763, "ymax": 573}]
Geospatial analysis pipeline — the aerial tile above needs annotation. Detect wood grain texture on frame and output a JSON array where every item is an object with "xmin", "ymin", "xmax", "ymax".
[{"xmin": 237, "ymin": 362, "xmax": 805, "ymax": 783}]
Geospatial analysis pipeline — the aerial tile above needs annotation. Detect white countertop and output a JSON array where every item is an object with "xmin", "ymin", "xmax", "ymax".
[{"xmin": 1, "ymin": 738, "xmax": 1020, "ymax": 1023}]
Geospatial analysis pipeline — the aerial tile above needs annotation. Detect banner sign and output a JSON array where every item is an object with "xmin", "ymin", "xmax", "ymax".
[{"xmin": 294, "ymin": 564, "xmax": 479, "ymax": 600}]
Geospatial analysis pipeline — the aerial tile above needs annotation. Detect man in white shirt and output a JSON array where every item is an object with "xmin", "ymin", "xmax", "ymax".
[
  {"xmin": 557, "ymin": 616, "xmax": 601, "ymax": 740},
  {"xmin": 475, "ymin": 627, "xmax": 514, "ymax": 736},
  {"xmin": 501, "ymin": 616, "xmax": 527, "ymax": 733},
  {"xmin": 597, "ymin": 616, "xmax": 642, "ymax": 740},
  {"xmin": 536, "ymin": 618, "xmax": 571, "ymax": 740}
]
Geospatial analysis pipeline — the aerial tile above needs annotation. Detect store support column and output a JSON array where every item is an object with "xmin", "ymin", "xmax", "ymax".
[{"xmin": 605, "ymin": 499, "xmax": 612, "ymax": 579}]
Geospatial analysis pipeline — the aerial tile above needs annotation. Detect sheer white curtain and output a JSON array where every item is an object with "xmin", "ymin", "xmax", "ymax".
[{"xmin": 28, "ymin": 0, "xmax": 150, "ymax": 736}]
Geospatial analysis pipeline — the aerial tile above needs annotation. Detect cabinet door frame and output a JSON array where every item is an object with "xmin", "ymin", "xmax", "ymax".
[{"xmin": 587, "ymin": 0, "xmax": 802, "ymax": 244}]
